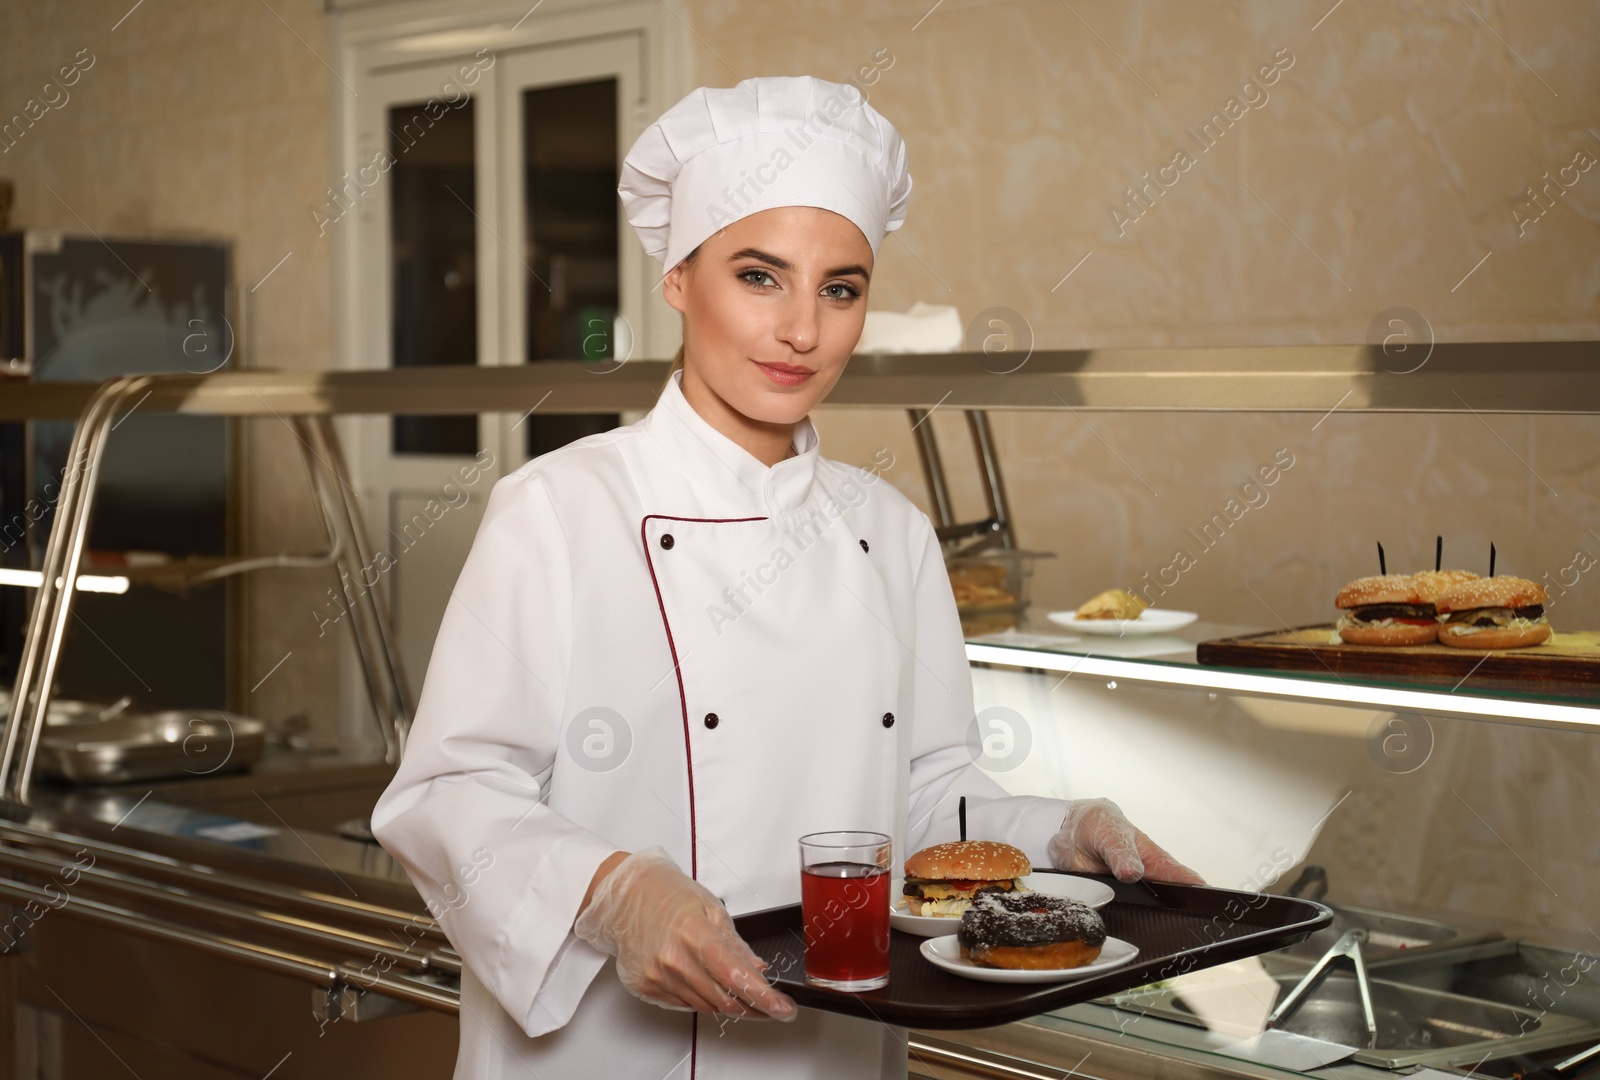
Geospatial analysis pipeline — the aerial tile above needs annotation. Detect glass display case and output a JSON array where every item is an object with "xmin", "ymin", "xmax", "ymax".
[{"xmin": 938, "ymin": 608, "xmax": 1600, "ymax": 1078}]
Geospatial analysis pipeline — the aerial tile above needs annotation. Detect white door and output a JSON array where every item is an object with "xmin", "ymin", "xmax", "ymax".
[
  {"xmin": 349, "ymin": 59, "xmax": 501, "ymax": 744},
  {"xmin": 347, "ymin": 37, "xmax": 645, "ymax": 739},
  {"xmin": 492, "ymin": 34, "xmax": 644, "ymax": 474}
]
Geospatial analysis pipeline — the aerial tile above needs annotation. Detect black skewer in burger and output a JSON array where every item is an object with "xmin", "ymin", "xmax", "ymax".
[{"xmin": 1410, "ymin": 535, "xmax": 1480, "ymax": 630}]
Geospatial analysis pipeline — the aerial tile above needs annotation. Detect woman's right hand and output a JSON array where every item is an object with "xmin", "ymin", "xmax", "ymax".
[{"xmin": 573, "ymin": 847, "xmax": 798, "ymax": 1021}]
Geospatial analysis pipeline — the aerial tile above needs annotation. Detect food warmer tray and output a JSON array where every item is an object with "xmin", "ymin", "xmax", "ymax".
[
  {"xmin": 734, "ymin": 871, "xmax": 1333, "ymax": 1029},
  {"xmin": 35, "ymin": 710, "xmax": 267, "ymax": 784}
]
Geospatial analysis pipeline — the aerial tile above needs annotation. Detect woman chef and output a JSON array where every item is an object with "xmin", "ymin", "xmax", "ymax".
[{"xmin": 371, "ymin": 75, "xmax": 1201, "ymax": 1080}]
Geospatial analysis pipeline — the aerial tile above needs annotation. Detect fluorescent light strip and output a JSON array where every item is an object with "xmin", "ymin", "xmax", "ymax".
[
  {"xmin": 965, "ymin": 643, "xmax": 1600, "ymax": 732},
  {"xmin": 0, "ymin": 568, "xmax": 130, "ymax": 594}
]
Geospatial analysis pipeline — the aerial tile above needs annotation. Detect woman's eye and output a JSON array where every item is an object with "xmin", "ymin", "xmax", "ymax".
[
  {"xmin": 739, "ymin": 269, "xmax": 776, "ymax": 289},
  {"xmin": 823, "ymin": 282, "xmax": 861, "ymax": 300}
]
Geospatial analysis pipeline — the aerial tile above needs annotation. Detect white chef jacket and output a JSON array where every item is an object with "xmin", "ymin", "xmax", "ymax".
[{"xmin": 371, "ymin": 371, "xmax": 1070, "ymax": 1080}]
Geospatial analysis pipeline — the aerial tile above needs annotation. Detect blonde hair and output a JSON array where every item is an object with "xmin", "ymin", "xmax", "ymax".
[{"xmin": 662, "ymin": 245, "xmax": 700, "ymax": 391}]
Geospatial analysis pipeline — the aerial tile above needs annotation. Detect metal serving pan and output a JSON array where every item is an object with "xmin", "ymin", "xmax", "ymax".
[
  {"xmin": 1274, "ymin": 866, "xmax": 1501, "ymax": 967},
  {"xmin": 35, "ymin": 710, "xmax": 266, "ymax": 784},
  {"xmin": 1, "ymin": 693, "xmax": 135, "ymax": 727},
  {"xmin": 1400, "ymin": 942, "xmax": 1600, "ymax": 1017},
  {"xmin": 1277, "ymin": 903, "xmax": 1500, "ymax": 966},
  {"xmin": 1107, "ymin": 968, "xmax": 1597, "ymax": 1070}
]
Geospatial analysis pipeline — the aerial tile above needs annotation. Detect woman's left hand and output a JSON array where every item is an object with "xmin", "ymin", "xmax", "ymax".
[{"xmin": 1047, "ymin": 797, "xmax": 1206, "ymax": 885}]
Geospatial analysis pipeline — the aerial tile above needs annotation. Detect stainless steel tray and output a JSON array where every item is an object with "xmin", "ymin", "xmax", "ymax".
[
  {"xmin": 1276, "ymin": 902, "xmax": 1500, "ymax": 966},
  {"xmin": 1370, "ymin": 941, "xmax": 1600, "ymax": 1073},
  {"xmin": 2, "ymin": 693, "xmax": 135, "ymax": 727},
  {"xmin": 1107, "ymin": 968, "xmax": 1598, "ymax": 1070},
  {"xmin": 36, "ymin": 710, "xmax": 266, "ymax": 784}
]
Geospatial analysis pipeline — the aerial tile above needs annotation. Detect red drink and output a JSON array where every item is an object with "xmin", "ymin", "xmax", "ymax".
[{"xmin": 801, "ymin": 861, "xmax": 890, "ymax": 990}]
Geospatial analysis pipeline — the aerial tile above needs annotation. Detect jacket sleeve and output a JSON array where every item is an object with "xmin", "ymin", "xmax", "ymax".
[
  {"xmin": 903, "ymin": 516, "xmax": 1069, "ymax": 865},
  {"xmin": 370, "ymin": 470, "xmax": 620, "ymax": 1037}
]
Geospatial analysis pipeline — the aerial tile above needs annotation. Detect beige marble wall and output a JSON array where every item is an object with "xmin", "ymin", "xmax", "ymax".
[
  {"xmin": 671, "ymin": 0, "xmax": 1600, "ymax": 628},
  {"xmin": 686, "ymin": 0, "xmax": 1599, "ymax": 342},
  {"xmin": 0, "ymin": 0, "xmax": 341, "ymax": 738}
]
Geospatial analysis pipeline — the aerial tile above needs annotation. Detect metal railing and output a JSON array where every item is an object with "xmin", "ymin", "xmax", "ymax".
[{"xmin": 0, "ymin": 378, "xmax": 414, "ymax": 801}]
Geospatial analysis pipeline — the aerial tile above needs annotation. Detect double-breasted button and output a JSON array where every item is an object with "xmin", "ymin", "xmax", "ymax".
[
  {"xmin": 704, "ymin": 712, "xmax": 719, "ymax": 729},
  {"xmin": 859, "ymin": 539, "xmax": 870, "ymax": 552},
  {"xmin": 660, "ymin": 534, "xmax": 675, "ymax": 550},
  {"xmin": 882, "ymin": 712, "xmax": 895, "ymax": 728}
]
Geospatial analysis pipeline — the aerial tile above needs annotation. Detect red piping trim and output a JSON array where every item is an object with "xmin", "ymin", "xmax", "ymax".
[
  {"xmin": 641, "ymin": 513, "xmax": 765, "ymax": 1080},
  {"xmin": 639, "ymin": 512, "xmax": 765, "ymax": 881}
]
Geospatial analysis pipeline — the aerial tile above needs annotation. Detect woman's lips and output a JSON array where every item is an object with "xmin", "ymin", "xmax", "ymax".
[{"xmin": 751, "ymin": 359, "xmax": 815, "ymax": 387}]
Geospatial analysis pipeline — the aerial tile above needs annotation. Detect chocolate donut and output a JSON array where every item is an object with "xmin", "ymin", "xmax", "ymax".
[{"xmin": 957, "ymin": 891, "xmax": 1107, "ymax": 970}]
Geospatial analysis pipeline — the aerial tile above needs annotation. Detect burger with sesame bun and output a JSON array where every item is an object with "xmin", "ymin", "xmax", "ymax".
[
  {"xmin": 1435, "ymin": 576, "xmax": 1551, "ymax": 649},
  {"xmin": 1334, "ymin": 574, "xmax": 1440, "ymax": 646},
  {"xmin": 900, "ymin": 840, "xmax": 1031, "ymax": 918}
]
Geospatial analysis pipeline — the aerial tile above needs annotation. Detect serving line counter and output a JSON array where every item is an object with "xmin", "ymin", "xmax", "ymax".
[
  {"xmin": 2, "ymin": 351, "xmax": 1598, "ymax": 1078},
  {"xmin": 6, "ymin": 631, "xmax": 1598, "ymax": 1079}
]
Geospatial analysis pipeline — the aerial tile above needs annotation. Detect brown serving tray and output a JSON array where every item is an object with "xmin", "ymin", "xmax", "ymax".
[
  {"xmin": 733, "ymin": 872, "xmax": 1331, "ymax": 1029},
  {"xmin": 1197, "ymin": 625, "xmax": 1600, "ymax": 698}
]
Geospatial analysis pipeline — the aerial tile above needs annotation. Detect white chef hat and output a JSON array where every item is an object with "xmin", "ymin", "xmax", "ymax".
[{"xmin": 618, "ymin": 75, "xmax": 913, "ymax": 273}]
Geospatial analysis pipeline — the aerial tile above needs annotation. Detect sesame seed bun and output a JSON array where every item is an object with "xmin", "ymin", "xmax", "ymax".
[
  {"xmin": 1334, "ymin": 574, "xmax": 1422, "ymax": 609},
  {"xmin": 1435, "ymin": 576, "xmax": 1548, "ymax": 613},
  {"xmin": 1439, "ymin": 622, "xmax": 1551, "ymax": 650},
  {"xmin": 904, "ymin": 840, "xmax": 1030, "ymax": 883},
  {"xmin": 1411, "ymin": 569, "xmax": 1480, "ymax": 603},
  {"xmin": 1338, "ymin": 620, "xmax": 1440, "ymax": 646}
]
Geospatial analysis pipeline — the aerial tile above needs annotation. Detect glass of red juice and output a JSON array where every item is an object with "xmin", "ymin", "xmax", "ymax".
[{"xmin": 798, "ymin": 831, "xmax": 891, "ymax": 991}]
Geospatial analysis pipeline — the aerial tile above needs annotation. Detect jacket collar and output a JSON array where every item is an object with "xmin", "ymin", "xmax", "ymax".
[{"xmin": 644, "ymin": 370, "xmax": 820, "ymax": 516}]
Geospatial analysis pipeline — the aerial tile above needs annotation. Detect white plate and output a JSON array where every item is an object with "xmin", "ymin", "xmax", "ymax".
[
  {"xmin": 890, "ymin": 873, "xmax": 1114, "ymax": 937},
  {"xmin": 1046, "ymin": 609, "xmax": 1198, "ymax": 637},
  {"xmin": 920, "ymin": 934, "xmax": 1139, "ymax": 983}
]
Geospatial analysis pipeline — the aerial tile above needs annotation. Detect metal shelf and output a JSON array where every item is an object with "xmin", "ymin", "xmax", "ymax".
[{"xmin": 1, "ymin": 340, "xmax": 1596, "ymax": 420}]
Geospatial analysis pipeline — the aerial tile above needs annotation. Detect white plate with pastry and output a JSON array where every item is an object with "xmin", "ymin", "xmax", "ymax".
[
  {"xmin": 1046, "ymin": 609, "xmax": 1198, "ymax": 637},
  {"xmin": 891, "ymin": 873, "xmax": 1114, "ymax": 937},
  {"xmin": 919, "ymin": 934, "xmax": 1139, "ymax": 983}
]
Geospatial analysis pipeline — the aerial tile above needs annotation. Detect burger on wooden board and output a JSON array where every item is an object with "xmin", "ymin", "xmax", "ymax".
[
  {"xmin": 1435, "ymin": 576, "xmax": 1551, "ymax": 649},
  {"xmin": 1334, "ymin": 569, "xmax": 1484, "ymax": 646},
  {"xmin": 900, "ymin": 840, "xmax": 1031, "ymax": 917}
]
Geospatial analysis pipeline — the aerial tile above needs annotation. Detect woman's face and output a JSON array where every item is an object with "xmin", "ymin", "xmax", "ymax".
[{"xmin": 663, "ymin": 205, "xmax": 873, "ymax": 428}]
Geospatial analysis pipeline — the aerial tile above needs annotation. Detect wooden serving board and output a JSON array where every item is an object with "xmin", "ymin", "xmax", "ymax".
[{"xmin": 1197, "ymin": 625, "xmax": 1600, "ymax": 697}]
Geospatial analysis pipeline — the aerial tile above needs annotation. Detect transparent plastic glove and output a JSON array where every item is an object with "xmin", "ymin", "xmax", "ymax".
[
  {"xmin": 1047, "ymin": 798, "xmax": 1206, "ymax": 885},
  {"xmin": 573, "ymin": 847, "xmax": 797, "ymax": 1021}
]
